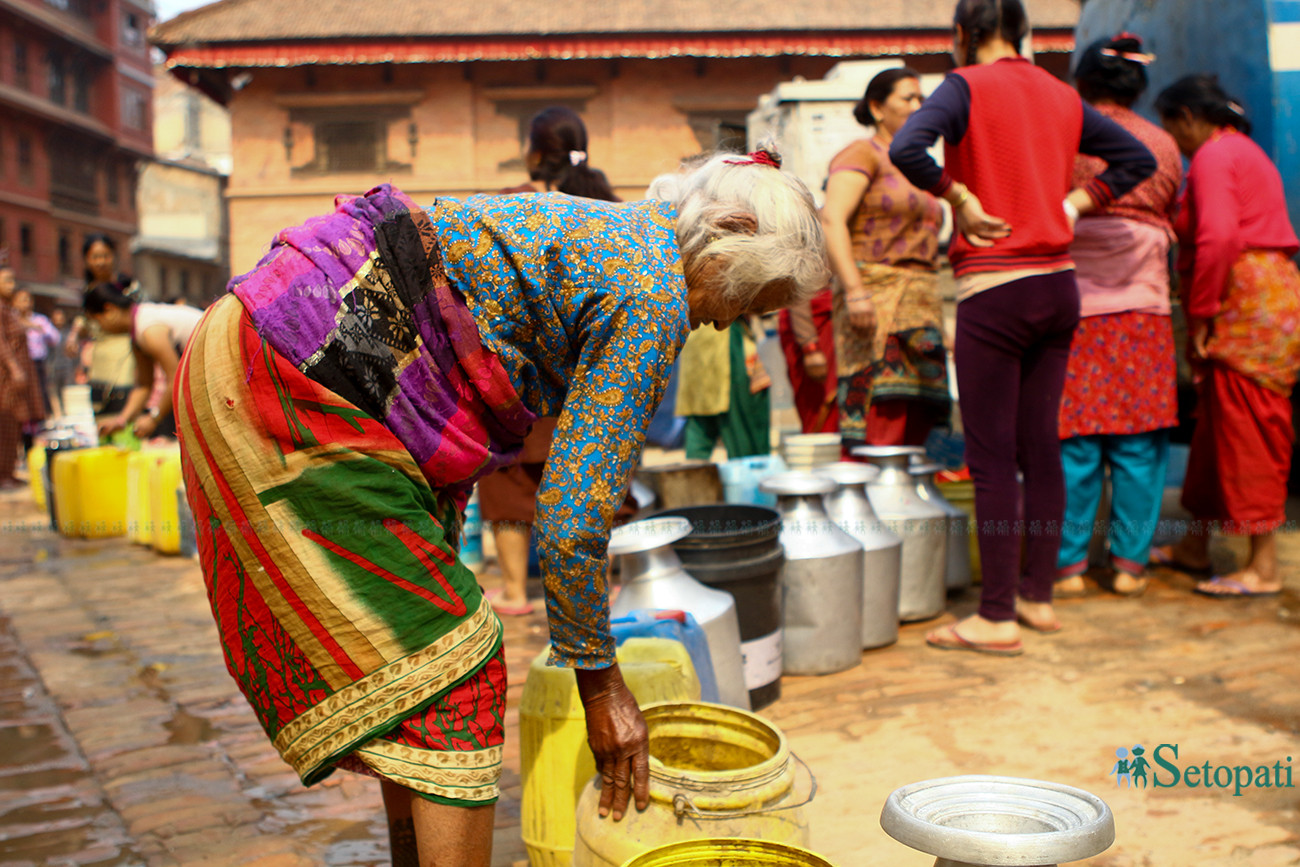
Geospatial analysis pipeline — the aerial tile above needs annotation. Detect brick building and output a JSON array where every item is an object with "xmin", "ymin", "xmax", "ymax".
[
  {"xmin": 133, "ymin": 63, "xmax": 231, "ymax": 306},
  {"xmin": 152, "ymin": 0, "xmax": 1079, "ymax": 274},
  {"xmin": 0, "ymin": 0, "xmax": 154, "ymax": 303}
]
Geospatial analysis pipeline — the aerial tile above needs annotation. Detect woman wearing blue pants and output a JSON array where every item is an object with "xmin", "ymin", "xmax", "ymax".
[{"xmin": 1055, "ymin": 35, "xmax": 1182, "ymax": 598}]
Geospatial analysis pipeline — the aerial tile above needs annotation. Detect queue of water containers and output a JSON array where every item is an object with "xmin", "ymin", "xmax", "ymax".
[{"xmin": 611, "ymin": 440, "xmax": 971, "ymax": 712}]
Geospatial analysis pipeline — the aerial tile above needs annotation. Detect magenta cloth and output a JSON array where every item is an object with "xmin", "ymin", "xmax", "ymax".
[
  {"xmin": 229, "ymin": 184, "xmax": 536, "ymax": 503},
  {"xmin": 1176, "ymin": 129, "xmax": 1300, "ymax": 319},
  {"xmin": 1071, "ymin": 217, "xmax": 1172, "ymax": 316}
]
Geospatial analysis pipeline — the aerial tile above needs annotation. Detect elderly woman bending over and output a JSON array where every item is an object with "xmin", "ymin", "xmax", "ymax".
[{"xmin": 175, "ymin": 151, "xmax": 827, "ymax": 867}]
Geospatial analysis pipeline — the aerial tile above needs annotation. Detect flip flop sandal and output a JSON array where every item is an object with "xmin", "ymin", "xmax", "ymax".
[
  {"xmin": 1149, "ymin": 546, "xmax": 1211, "ymax": 575},
  {"xmin": 926, "ymin": 624, "xmax": 1024, "ymax": 656},
  {"xmin": 1193, "ymin": 576, "xmax": 1282, "ymax": 599}
]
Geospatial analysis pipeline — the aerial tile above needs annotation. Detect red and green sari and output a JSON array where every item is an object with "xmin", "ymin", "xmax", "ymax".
[{"xmin": 177, "ymin": 187, "xmax": 530, "ymax": 805}]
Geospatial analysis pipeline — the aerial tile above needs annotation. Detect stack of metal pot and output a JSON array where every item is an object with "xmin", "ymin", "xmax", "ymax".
[
  {"xmin": 910, "ymin": 462, "xmax": 972, "ymax": 593},
  {"xmin": 759, "ymin": 471, "xmax": 863, "ymax": 676},
  {"xmin": 816, "ymin": 462, "xmax": 904, "ymax": 649},
  {"xmin": 853, "ymin": 446, "xmax": 947, "ymax": 622},
  {"xmin": 608, "ymin": 518, "xmax": 750, "ymax": 709}
]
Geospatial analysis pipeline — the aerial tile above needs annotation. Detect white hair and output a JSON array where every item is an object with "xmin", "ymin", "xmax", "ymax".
[{"xmin": 647, "ymin": 150, "xmax": 829, "ymax": 306}]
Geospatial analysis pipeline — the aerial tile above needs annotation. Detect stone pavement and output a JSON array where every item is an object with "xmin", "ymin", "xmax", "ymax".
[{"xmin": 1, "ymin": 486, "xmax": 1298, "ymax": 867}]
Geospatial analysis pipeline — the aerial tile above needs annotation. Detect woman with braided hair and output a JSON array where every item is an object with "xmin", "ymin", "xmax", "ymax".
[
  {"xmin": 522, "ymin": 105, "xmax": 618, "ymax": 201},
  {"xmin": 1054, "ymin": 34, "xmax": 1183, "ymax": 599},
  {"xmin": 890, "ymin": 0, "xmax": 1156, "ymax": 653}
]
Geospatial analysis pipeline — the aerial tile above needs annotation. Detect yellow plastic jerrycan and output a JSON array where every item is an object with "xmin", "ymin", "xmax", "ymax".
[
  {"xmin": 27, "ymin": 447, "xmax": 46, "ymax": 512},
  {"xmin": 573, "ymin": 702, "xmax": 813, "ymax": 867},
  {"xmin": 520, "ymin": 638, "xmax": 702, "ymax": 867},
  {"xmin": 148, "ymin": 448, "xmax": 183, "ymax": 555},
  {"xmin": 126, "ymin": 450, "xmax": 158, "ymax": 545},
  {"xmin": 54, "ymin": 446, "xmax": 131, "ymax": 538}
]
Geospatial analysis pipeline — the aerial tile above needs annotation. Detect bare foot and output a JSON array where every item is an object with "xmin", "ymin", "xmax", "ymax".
[
  {"xmin": 1015, "ymin": 598, "xmax": 1061, "ymax": 633},
  {"xmin": 1110, "ymin": 571, "xmax": 1149, "ymax": 597},
  {"xmin": 927, "ymin": 614, "xmax": 1021, "ymax": 646},
  {"xmin": 1053, "ymin": 574, "xmax": 1086, "ymax": 597},
  {"xmin": 485, "ymin": 588, "xmax": 535, "ymax": 615},
  {"xmin": 1195, "ymin": 569, "xmax": 1282, "ymax": 597}
]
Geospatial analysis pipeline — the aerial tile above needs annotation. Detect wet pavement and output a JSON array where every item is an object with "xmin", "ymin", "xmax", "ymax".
[{"xmin": 2, "ymin": 482, "xmax": 1298, "ymax": 866}]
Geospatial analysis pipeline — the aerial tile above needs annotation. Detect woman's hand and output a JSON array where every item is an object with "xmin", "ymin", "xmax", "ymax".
[
  {"xmin": 575, "ymin": 664, "xmax": 650, "ymax": 822},
  {"xmin": 803, "ymin": 350, "xmax": 829, "ymax": 381},
  {"xmin": 954, "ymin": 191, "xmax": 1011, "ymax": 248},
  {"xmin": 98, "ymin": 415, "xmax": 127, "ymax": 436},
  {"xmin": 133, "ymin": 413, "xmax": 159, "ymax": 440},
  {"xmin": 846, "ymin": 293, "xmax": 877, "ymax": 336}
]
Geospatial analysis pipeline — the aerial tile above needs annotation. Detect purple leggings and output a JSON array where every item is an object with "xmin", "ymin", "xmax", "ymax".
[{"xmin": 955, "ymin": 272, "xmax": 1080, "ymax": 622}]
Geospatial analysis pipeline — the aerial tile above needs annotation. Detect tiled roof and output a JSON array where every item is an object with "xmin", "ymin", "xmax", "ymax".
[{"xmin": 152, "ymin": 0, "xmax": 1080, "ymax": 45}]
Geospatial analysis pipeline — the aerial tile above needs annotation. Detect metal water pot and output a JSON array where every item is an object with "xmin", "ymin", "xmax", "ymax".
[
  {"xmin": 853, "ymin": 446, "xmax": 947, "ymax": 622},
  {"xmin": 608, "ymin": 518, "xmax": 750, "ymax": 710},
  {"xmin": 880, "ymin": 775, "xmax": 1116, "ymax": 867},
  {"xmin": 816, "ymin": 462, "xmax": 903, "ymax": 650},
  {"xmin": 759, "ymin": 472, "xmax": 863, "ymax": 676},
  {"xmin": 910, "ymin": 463, "xmax": 972, "ymax": 593}
]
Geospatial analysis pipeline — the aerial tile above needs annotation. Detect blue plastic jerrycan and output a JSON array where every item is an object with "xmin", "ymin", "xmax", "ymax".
[{"xmin": 611, "ymin": 609, "xmax": 719, "ymax": 704}]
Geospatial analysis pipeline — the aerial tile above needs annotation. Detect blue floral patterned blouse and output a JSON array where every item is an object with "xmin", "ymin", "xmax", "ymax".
[{"xmin": 430, "ymin": 193, "xmax": 691, "ymax": 668}]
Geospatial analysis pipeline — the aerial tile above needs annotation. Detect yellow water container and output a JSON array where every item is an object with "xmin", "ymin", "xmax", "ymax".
[
  {"xmin": 574, "ymin": 702, "xmax": 813, "ymax": 867},
  {"xmin": 148, "ymin": 449, "xmax": 183, "ymax": 555},
  {"xmin": 521, "ymin": 639, "xmax": 702, "ymax": 867},
  {"xmin": 126, "ymin": 450, "xmax": 156, "ymax": 545},
  {"xmin": 622, "ymin": 839, "xmax": 838, "ymax": 867},
  {"xmin": 27, "ymin": 447, "xmax": 46, "ymax": 512},
  {"xmin": 53, "ymin": 446, "xmax": 130, "ymax": 538},
  {"xmin": 52, "ymin": 450, "xmax": 83, "ymax": 537}
]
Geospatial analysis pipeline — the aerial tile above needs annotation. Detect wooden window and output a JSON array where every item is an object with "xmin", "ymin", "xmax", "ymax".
[
  {"xmin": 286, "ymin": 107, "xmax": 413, "ymax": 176},
  {"xmin": 18, "ymin": 223, "xmax": 34, "ymax": 274},
  {"xmin": 105, "ymin": 158, "xmax": 119, "ymax": 205},
  {"xmin": 123, "ymin": 88, "xmax": 147, "ymax": 130},
  {"xmin": 122, "ymin": 11, "xmax": 143, "ymax": 48},
  {"xmin": 71, "ymin": 60, "xmax": 90, "ymax": 114},
  {"xmin": 47, "ymin": 50, "xmax": 66, "ymax": 106},
  {"xmin": 45, "ymin": 0, "xmax": 91, "ymax": 18},
  {"xmin": 17, "ymin": 135, "xmax": 33, "ymax": 186},
  {"xmin": 48, "ymin": 134, "xmax": 99, "ymax": 214},
  {"xmin": 57, "ymin": 229, "xmax": 71, "ymax": 276},
  {"xmin": 483, "ymin": 86, "xmax": 598, "ymax": 174},
  {"xmin": 14, "ymin": 41, "xmax": 28, "ymax": 90},
  {"xmin": 317, "ymin": 121, "xmax": 382, "ymax": 172}
]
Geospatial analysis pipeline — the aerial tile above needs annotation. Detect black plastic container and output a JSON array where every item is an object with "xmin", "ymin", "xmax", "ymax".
[{"xmin": 651, "ymin": 504, "xmax": 784, "ymax": 710}]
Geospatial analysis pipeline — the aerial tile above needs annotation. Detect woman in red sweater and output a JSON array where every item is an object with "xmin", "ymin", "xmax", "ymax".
[
  {"xmin": 1151, "ymin": 76, "xmax": 1300, "ymax": 597},
  {"xmin": 890, "ymin": 0, "xmax": 1155, "ymax": 654}
]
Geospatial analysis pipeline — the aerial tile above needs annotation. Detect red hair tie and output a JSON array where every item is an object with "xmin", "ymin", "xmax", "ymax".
[{"xmin": 724, "ymin": 150, "xmax": 782, "ymax": 169}]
